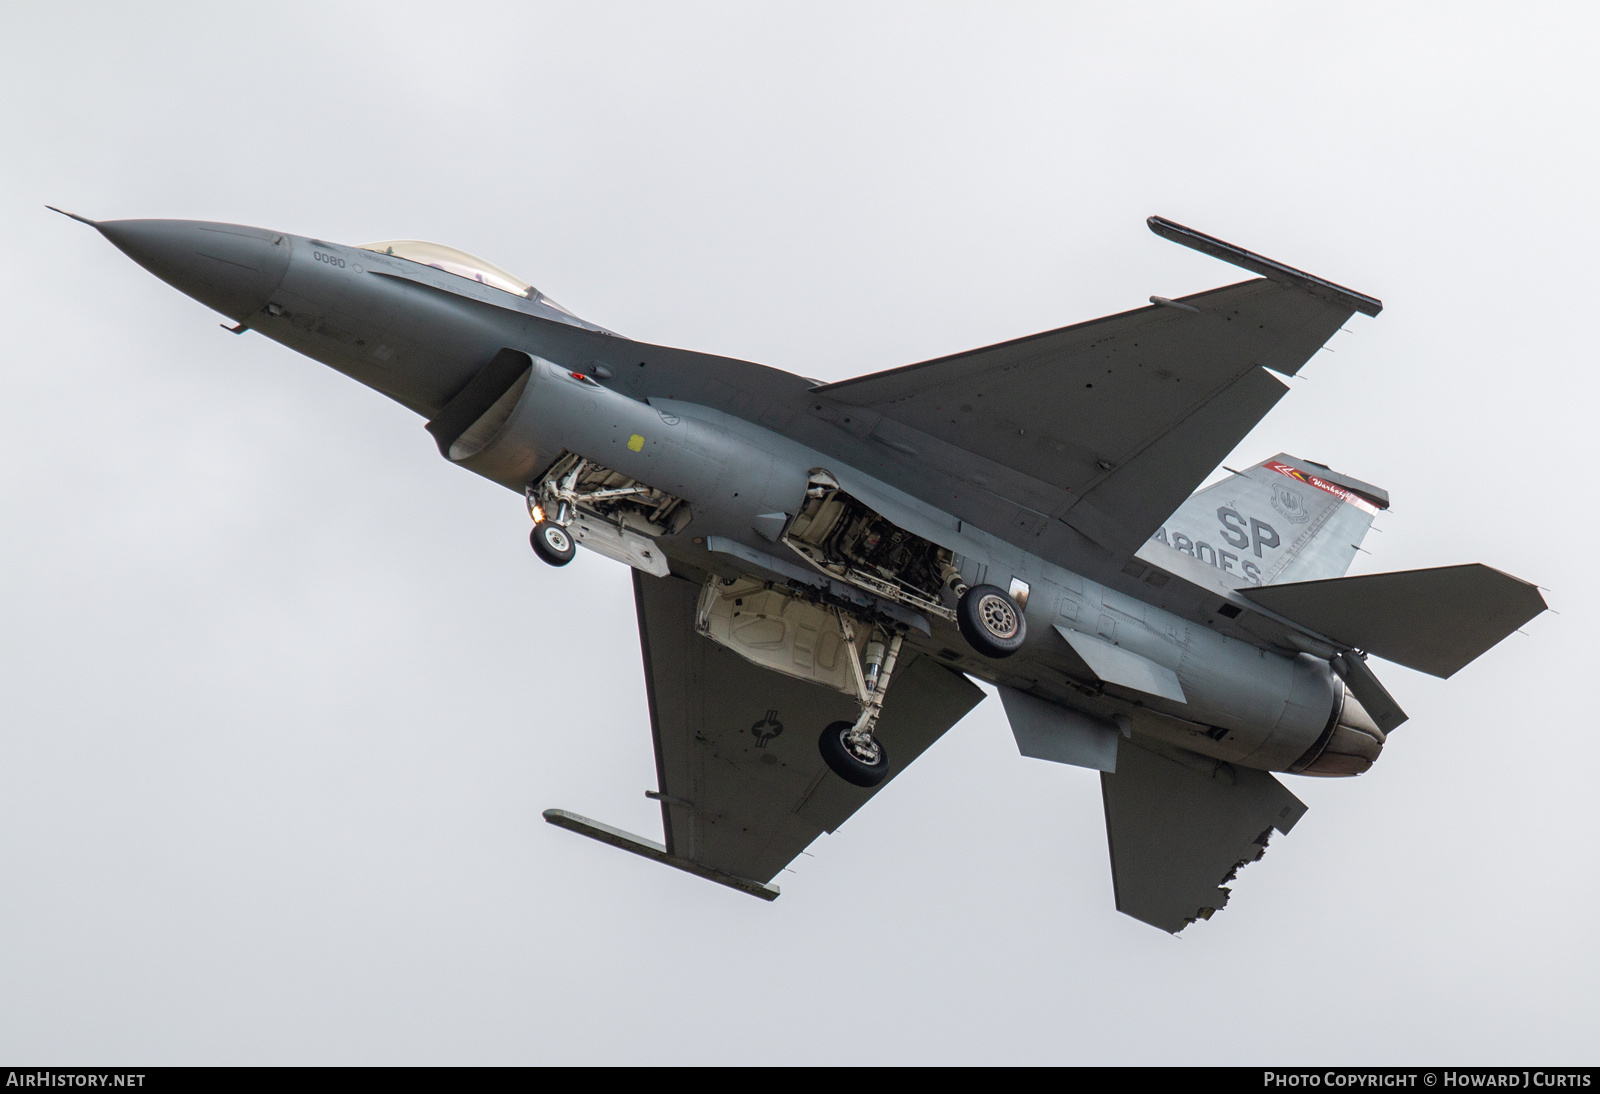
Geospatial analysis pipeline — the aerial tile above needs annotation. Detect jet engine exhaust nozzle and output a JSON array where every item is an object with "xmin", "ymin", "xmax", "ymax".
[{"xmin": 1291, "ymin": 684, "xmax": 1387, "ymax": 777}]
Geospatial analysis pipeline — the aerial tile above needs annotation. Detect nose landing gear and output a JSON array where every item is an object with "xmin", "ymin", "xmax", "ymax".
[
  {"xmin": 526, "ymin": 479, "xmax": 578, "ymax": 567},
  {"xmin": 523, "ymin": 454, "xmax": 689, "ymax": 573},
  {"xmin": 530, "ymin": 520, "xmax": 576, "ymax": 566}
]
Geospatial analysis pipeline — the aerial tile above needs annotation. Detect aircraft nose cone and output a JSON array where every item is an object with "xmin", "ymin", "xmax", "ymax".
[{"xmin": 97, "ymin": 219, "xmax": 291, "ymax": 322}]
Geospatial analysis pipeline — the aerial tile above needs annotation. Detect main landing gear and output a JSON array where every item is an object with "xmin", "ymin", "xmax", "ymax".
[
  {"xmin": 819, "ymin": 719, "xmax": 888, "ymax": 787},
  {"xmin": 816, "ymin": 583, "xmax": 1026, "ymax": 786},
  {"xmin": 935, "ymin": 563, "xmax": 1026, "ymax": 659},
  {"xmin": 954, "ymin": 583, "xmax": 1027, "ymax": 659},
  {"xmin": 934, "ymin": 572, "xmax": 1024, "ymax": 658},
  {"xmin": 817, "ymin": 616, "xmax": 904, "ymax": 788}
]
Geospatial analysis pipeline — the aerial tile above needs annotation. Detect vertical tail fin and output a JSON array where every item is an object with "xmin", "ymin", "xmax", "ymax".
[{"xmin": 1154, "ymin": 455, "xmax": 1389, "ymax": 586}]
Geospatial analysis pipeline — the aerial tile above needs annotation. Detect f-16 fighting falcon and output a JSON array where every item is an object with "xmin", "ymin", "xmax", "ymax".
[{"xmin": 56, "ymin": 206, "xmax": 1546, "ymax": 931}]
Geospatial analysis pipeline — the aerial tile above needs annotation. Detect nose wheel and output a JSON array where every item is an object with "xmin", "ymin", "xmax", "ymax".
[
  {"xmin": 530, "ymin": 521, "xmax": 576, "ymax": 566},
  {"xmin": 525, "ymin": 478, "xmax": 579, "ymax": 567}
]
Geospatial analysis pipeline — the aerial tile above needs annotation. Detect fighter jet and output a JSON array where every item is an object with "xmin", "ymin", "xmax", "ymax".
[{"xmin": 56, "ymin": 206, "xmax": 1545, "ymax": 931}]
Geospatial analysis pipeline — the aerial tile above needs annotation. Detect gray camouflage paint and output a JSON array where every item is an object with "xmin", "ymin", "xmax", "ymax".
[{"xmin": 88, "ymin": 217, "xmax": 1363, "ymax": 774}]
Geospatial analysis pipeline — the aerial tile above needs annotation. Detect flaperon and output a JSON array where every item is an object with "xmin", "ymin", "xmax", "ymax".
[{"xmin": 58, "ymin": 207, "xmax": 1545, "ymax": 931}]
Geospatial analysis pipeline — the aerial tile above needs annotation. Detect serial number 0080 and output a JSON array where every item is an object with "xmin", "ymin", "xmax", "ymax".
[{"xmin": 313, "ymin": 250, "xmax": 346, "ymax": 268}]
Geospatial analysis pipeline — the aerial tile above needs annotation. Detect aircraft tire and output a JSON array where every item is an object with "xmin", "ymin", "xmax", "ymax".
[
  {"xmin": 956, "ymin": 584, "xmax": 1027, "ymax": 658},
  {"xmin": 530, "ymin": 522, "xmax": 577, "ymax": 566},
  {"xmin": 818, "ymin": 721, "xmax": 889, "ymax": 787}
]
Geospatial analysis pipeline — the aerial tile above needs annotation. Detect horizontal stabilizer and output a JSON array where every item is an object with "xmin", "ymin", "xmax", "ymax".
[
  {"xmin": 1102, "ymin": 739, "xmax": 1308, "ymax": 933},
  {"xmin": 1243, "ymin": 563, "xmax": 1546, "ymax": 678}
]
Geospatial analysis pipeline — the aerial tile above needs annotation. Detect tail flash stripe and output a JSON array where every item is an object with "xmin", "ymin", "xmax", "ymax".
[{"xmin": 1263, "ymin": 460, "xmax": 1379, "ymax": 516}]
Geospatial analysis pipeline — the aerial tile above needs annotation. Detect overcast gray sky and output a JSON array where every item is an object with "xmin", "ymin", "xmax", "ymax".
[{"xmin": 2, "ymin": 1, "xmax": 1595, "ymax": 1065}]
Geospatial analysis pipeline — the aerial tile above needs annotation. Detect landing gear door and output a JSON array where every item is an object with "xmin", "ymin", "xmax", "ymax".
[{"xmin": 695, "ymin": 576, "xmax": 861, "ymax": 696}]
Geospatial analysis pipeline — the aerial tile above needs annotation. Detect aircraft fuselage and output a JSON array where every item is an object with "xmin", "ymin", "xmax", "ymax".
[{"xmin": 93, "ymin": 218, "xmax": 1366, "ymax": 778}]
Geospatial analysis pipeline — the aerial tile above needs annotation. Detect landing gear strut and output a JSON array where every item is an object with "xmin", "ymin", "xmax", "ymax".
[{"xmin": 817, "ymin": 615, "xmax": 903, "ymax": 788}]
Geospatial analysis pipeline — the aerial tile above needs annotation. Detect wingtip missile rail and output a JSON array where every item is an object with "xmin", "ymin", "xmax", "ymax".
[{"xmin": 1148, "ymin": 215, "xmax": 1383, "ymax": 318}]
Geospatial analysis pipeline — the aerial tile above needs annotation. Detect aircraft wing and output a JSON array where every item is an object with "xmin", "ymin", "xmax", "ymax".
[
  {"xmin": 562, "ymin": 571, "xmax": 984, "ymax": 893},
  {"xmin": 813, "ymin": 278, "xmax": 1350, "ymax": 557},
  {"xmin": 813, "ymin": 219, "xmax": 1383, "ymax": 558}
]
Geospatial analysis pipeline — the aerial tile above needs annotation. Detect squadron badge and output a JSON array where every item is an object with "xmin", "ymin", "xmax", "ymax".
[{"xmin": 1271, "ymin": 484, "xmax": 1311, "ymax": 524}]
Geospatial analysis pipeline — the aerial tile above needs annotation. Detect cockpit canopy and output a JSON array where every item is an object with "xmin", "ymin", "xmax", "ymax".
[{"xmin": 358, "ymin": 239, "xmax": 575, "ymax": 315}]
